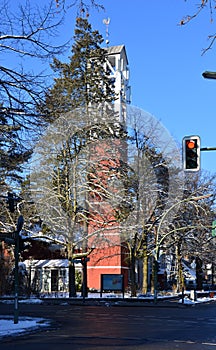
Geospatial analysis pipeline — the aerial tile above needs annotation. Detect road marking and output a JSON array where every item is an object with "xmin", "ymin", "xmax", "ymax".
[
  {"xmin": 174, "ymin": 340, "xmax": 197, "ymax": 344},
  {"xmin": 183, "ymin": 320, "xmax": 199, "ymax": 324},
  {"xmin": 174, "ymin": 339, "xmax": 216, "ymax": 347}
]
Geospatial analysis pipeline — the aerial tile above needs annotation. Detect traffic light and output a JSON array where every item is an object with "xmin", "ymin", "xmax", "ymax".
[
  {"xmin": 182, "ymin": 136, "xmax": 200, "ymax": 171},
  {"xmin": 16, "ymin": 215, "xmax": 24, "ymax": 232},
  {"xmin": 7, "ymin": 192, "xmax": 15, "ymax": 212}
]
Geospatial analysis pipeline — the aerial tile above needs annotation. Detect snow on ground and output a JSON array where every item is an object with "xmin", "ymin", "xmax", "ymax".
[
  {"xmin": 178, "ymin": 295, "xmax": 216, "ymax": 304},
  {"xmin": 0, "ymin": 298, "xmax": 50, "ymax": 339},
  {"xmin": 0, "ymin": 316, "xmax": 50, "ymax": 338}
]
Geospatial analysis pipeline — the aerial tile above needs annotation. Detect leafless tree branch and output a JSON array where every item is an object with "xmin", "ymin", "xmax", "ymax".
[{"xmin": 179, "ymin": 0, "xmax": 216, "ymax": 54}]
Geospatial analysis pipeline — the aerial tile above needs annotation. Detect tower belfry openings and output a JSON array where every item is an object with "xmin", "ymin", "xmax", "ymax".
[{"xmin": 105, "ymin": 45, "xmax": 131, "ymax": 124}]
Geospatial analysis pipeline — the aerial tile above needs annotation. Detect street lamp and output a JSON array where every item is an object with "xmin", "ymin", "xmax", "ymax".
[
  {"xmin": 153, "ymin": 194, "xmax": 213, "ymax": 303},
  {"xmin": 200, "ymin": 74, "xmax": 216, "ymax": 152},
  {"xmin": 202, "ymin": 71, "xmax": 216, "ymax": 80}
]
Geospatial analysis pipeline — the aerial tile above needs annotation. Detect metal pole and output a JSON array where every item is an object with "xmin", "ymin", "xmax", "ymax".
[
  {"xmin": 14, "ymin": 230, "xmax": 19, "ymax": 324},
  {"xmin": 201, "ymin": 147, "xmax": 216, "ymax": 151},
  {"xmin": 14, "ymin": 215, "xmax": 24, "ymax": 324},
  {"xmin": 202, "ymin": 71, "xmax": 216, "ymax": 79}
]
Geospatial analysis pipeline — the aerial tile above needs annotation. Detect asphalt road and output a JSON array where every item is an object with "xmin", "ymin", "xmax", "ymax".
[{"xmin": 1, "ymin": 300, "xmax": 216, "ymax": 349}]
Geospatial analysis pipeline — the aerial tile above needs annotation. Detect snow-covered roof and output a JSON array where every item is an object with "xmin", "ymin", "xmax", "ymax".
[{"xmin": 24, "ymin": 259, "xmax": 82, "ymax": 268}]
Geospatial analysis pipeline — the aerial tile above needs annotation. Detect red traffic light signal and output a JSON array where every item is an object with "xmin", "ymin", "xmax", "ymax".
[
  {"xmin": 182, "ymin": 136, "xmax": 200, "ymax": 171},
  {"xmin": 186, "ymin": 140, "xmax": 196, "ymax": 149}
]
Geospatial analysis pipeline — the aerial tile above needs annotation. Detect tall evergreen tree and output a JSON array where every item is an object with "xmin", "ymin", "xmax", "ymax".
[
  {"xmin": 0, "ymin": 110, "xmax": 32, "ymax": 191},
  {"xmin": 36, "ymin": 16, "xmax": 116, "ymax": 297},
  {"xmin": 41, "ymin": 16, "xmax": 115, "ymax": 121}
]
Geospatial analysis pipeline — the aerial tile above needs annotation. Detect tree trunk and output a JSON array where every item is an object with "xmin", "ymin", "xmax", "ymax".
[
  {"xmin": 196, "ymin": 256, "xmax": 203, "ymax": 290},
  {"xmin": 176, "ymin": 241, "xmax": 184, "ymax": 293},
  {"xmin": 68, "ymin": 242, "xmax": 76, "ymax": 297},
  {"xmin": 68, "ymin": 260, "xmax": 77, "ymax": 297},
  {"xmin": 81, "ymin": 258, "xmax": 88, "ymax": 298},
  {"xmin": 130, "ymin": 248, "xmax": 137, "ymax": 297},
  {"xmin": 151, "ymin": 257, "xmax": 155, "ymax": 294},
  {"xmin": 142, "ymin": 229, "xmax": 148, "ymax": 294},
  {"xmin": 142, "ymin": 254, "xmax": 148, "ymax": 294}
]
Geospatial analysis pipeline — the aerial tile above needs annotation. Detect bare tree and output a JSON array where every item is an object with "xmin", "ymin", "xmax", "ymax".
[
  {"xmin": 124, "ymin": 110, "xmax": 183, "ymax": 296},
  {"xmin": 180, "ymin": 0, "xmax": 216, "ymax": 54},
  {"xmin": 0, "ymin": 0, "xmax": 105, "ymax": 193},
  {"xmin": 0, "ymin": 0, "xmax": 69, "ymax": 110},
  {"xmin": 156, "ymin": 171, "xmax": 216, "ymax": 294},
  {"xmin": 0, "ymin": 0, "xmax": 68, "ymax": 197},
  {"xmin": 28, "ymin": 103, "xmax": 216, "ymax": 299},
  {"xmin": 29, "ymin": 107, "xmax": 129, "ymax": 296},
  {"xmin": 62, "ymin": 0, "xmax": 104, "ymax": 12},
  {"xmin": 0, "ymin": 0, "xmax": 103, "ymax": 109},
  {"xmin": 0, "ymin": 0, "xmax": 106, "ymax": 296}
]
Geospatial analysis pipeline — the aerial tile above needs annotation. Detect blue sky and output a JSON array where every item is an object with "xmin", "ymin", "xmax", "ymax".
[
  {"xmin": 87, "ymin": 0, "xmax": 216, "ymax": 174},
  {"xmin": 34, "ymin": 1, "xmax": 216, "ymax": 174}
]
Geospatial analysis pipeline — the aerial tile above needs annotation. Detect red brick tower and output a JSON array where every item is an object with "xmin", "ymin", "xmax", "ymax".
[{"xmin": 87, "ymin": 45, "xmax": 131, "ymax": 290}]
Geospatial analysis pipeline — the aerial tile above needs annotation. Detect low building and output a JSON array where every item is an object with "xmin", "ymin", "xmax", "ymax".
[{"xmin": 24, "ymin": 259, "xmax": 82, "ymax": 295}]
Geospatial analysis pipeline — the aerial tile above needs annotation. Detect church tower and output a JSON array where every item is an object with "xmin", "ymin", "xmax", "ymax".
[
  {"xmin": 105, "ymin": 45, "xmax": 131, "ymax": 122},
  {"xmin": 87, "ymin": 44, "xmax": 131, "ymax": 291}
]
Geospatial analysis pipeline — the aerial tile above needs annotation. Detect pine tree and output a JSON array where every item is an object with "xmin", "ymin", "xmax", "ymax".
[
  {"xmin": 36, "ymin": 16, "xmax": 116, "ymax": 297},
  {"xmin": 0, "ymin": 111, "xmax": 32, "ymax": 191},
  {"xmin": 41, "ymin": 16, "xmax": 115, "ymax": 121}
]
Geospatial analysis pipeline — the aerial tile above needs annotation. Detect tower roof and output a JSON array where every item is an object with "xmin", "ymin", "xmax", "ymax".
[{"xmin": 105, "ymin": 45, "xmax": 128, "ymax": 65}]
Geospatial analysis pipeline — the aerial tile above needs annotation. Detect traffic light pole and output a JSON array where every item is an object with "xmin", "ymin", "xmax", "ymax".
[
  {"xmin": 14, "ymin": 229, "xmax": 19, "ymax": 324},
  {"xmin": 14, "ymin": 215, "xmax": 24, "ymax": 324},
  {"xmin": 201, "ymin": 147, "xmax": 216, "ymax": 151},
  {"xmin": 0, "ymin": 195, "xmax": 25, "ymax": 323}
]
